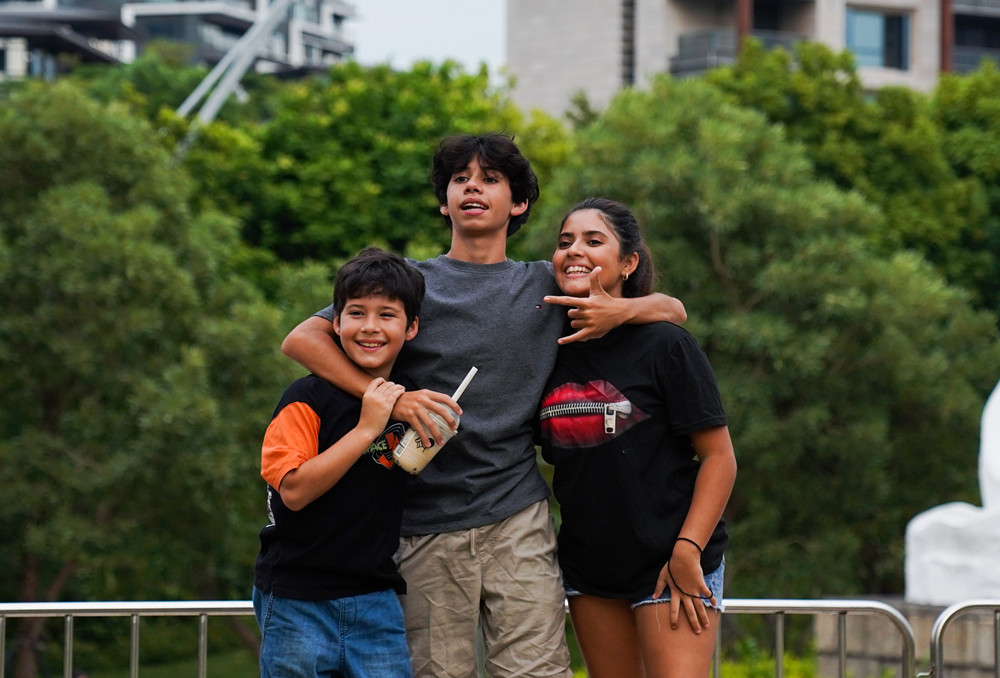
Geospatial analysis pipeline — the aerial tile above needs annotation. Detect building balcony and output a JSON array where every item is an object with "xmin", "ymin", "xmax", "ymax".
[
  {"xmin": 126, "ymin": 0, "xmax": 253, "ymax": 7},
  {"xmin": 954, "ymin": 44, "xmax": 1000, "ymax": 72},
  {"xmin": 328, "ymin": 0, "xmax": 356, "ymax": 19},
  {"xmin": 669, "ymin": 28, "xmax": 804, "ymax": 77},
  {"xmin": 953, "ymin": 0, "xmax": 1000, "ymax": 17},
  {"xmin": 125, "ymin": 1, "xmax": 257, "ymax": 32},
  {"xmin": 0, "ymin": 5, "xmax": 141, "ymax": 77},
  {"xmin": 297, "ymin": 26, "xmax": 350, "ymax": 55}
]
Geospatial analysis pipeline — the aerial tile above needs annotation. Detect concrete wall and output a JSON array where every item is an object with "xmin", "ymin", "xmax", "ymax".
[{"xmin": 507, "ymin": 0, "xmax": 623, "ymax": 117}]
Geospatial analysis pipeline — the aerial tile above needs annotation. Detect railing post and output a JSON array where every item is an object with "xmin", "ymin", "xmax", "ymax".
[
  {"xmin": 774, "ymin": 611, "xmax": 784, "ymax": 678},
  {"xmin": 198, "ymin": 613, "xmax": 209, "ymax": 678},
  {"xmin": 994, "ymin": 610, "xmax": 999, "ymax": 678},
  {"xmin": 129, "ymin": 613, "xmax": 140, "ymax": 678},
  {"xmin": 929, "ymin": 600, "xmax": 1000, "ymax": 678},
  {"xmin": 63, "ymin": 614, "xmax": 74, "ymax": 678},
  {"xmin": 838, "ymin": 612, "xmax": 847, "ymax": 678}
]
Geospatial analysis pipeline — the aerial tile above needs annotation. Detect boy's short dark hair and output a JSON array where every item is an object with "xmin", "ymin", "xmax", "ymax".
[
  {"xmin": 333, "ymin": 247, "xmax": 425, "ymax": 325},
  {"xmin": 431, "ymin": 133, "xmax": 540, "ymax": 237}
]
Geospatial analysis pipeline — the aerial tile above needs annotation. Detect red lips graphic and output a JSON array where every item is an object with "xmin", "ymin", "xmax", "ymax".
[{"xmin": 540, "ymin": 380, "xmax": 649, "ymax": 448}]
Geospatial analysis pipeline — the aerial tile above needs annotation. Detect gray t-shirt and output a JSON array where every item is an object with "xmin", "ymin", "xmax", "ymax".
[{"xmin": 316, "ymin": 255, "xmax": 565, "ymax": 535}]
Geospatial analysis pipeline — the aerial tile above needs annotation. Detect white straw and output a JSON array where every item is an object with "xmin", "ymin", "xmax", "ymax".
[{"xmin": 450, "ymin": 366, "xmax": 478, "ymax": 402}]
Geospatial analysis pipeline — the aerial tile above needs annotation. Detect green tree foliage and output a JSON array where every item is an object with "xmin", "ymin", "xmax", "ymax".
[
  {"xmin": 69, "ymin": 41, "xmax": 208, "ymax": 120},
  {"xmin": 931, "ymin": 61, "xmax": 1000, "ymax": 311},
  {"xmin": 706, "ymin": 41, "xmax": 992, "ymax": 312},
  {"xmin": 183, "ymin": 60, "xmax": 568, "ymax": 264},
  {"xmin": 0, "ymin": 81, "xmax": 307, "ymax": 674},
  {"xmin": 529, "ymin": 75, "xmax": 1000, "ymax": 597},
  {"xmin": 70, "ymin": 41, "xmax": 284, "ymax": 126},
  {"xmin": 67, "ymin": 54, "xmax": 572, "ymax": 268},
  {"xmin": 242, "ymin": 60, "xmax": 507, "ymax": 260}
]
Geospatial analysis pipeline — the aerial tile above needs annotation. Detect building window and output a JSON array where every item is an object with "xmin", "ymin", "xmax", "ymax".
[
  {"xmin": 621, "ymin": 0, "xmax": 635, "ymax": 86},
  {"xmin": 846, "ymin": 7, "xmax": 909, "ymax": 70},
  {"xmin": 956, "ymin": 14, "xmax": 1000, "ymax": 50}
]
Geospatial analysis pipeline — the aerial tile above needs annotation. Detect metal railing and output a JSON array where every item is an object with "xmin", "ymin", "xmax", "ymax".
[
  {"xmin": 0, "ymin": 601, "xmax": 254, "ymax": 678},
  {"xmin": 926, "ymin": 599, "xmax": 1000, "ymax": 678},
  {"xmin": 719, "ymin": 599, "xmax": 916, "ymax": 678},
  {"xmin": 3, "ymin": 598, "xmax": 999, "ymax": 678}
]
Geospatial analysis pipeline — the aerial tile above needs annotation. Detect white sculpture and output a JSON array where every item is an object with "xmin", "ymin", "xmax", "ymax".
[{"xmin": 904, "ymin": 379, "xmax": 1000, "ymax": 605}]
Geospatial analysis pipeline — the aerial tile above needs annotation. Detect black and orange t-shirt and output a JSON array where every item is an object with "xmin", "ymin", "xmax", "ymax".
[{"xmin": 254, "ymin": 375, "xmax": 410, "ymax": 600}]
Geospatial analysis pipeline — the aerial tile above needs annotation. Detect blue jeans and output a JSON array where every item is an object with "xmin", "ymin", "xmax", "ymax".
[
  {"xmin": 630, "ymin": 558, "xmax": 726, "ymax": 612},
  {"xmin": 253, "ymin": 587, "xmax": 412, "ymax": 678}
]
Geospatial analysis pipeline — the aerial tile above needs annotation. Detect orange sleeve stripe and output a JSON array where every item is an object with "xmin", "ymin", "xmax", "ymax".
[{"xmin": 261, "ymin": 401, "xmax": 321, "ymax": 489}]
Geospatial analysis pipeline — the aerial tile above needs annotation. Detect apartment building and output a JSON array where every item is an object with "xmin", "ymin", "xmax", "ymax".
[
  {"xmin": 507, "ymin": 0, "xmax": 1000, "ymax": 118},
  {"xmin": 123, "ymin": 0, "xmax": 355, "ymax": 74},
  {"xmin": 0, "ymin": 2, "xmax": 138, "ymax": 79},
  {"xmin": 0, "ymin": 0, "xmax": 355, "ymax": 80}
]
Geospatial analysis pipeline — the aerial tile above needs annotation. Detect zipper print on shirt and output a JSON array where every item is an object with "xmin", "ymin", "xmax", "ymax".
[
  {"xmin": 539, "ymin": 379, "xmax": 649, "ymax": 448},
  {"xmin": 540, "ymin": 400, "xmax": 633, "ymax": 435}
]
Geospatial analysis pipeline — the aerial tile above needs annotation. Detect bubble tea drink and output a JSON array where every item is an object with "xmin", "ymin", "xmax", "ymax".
[{"xmin": 393, "ymin": 366, "xmax": 477, "ymax": 475}]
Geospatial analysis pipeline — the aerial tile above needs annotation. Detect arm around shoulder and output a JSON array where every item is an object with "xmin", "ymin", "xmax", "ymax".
[
  {"xmin": 282, "ymin": 315, "xmax": 371, "ymax": 398},
  {"xmin": 626, "ymin": 292, "xmax": 686, "ymax": 325},
  {"xmin": 553, "ymin": 290, "xmax": 688, "ymax": 345},
  {"xmin": 281, "ymin": 315, "xmax": 336, "ymax": 367}
]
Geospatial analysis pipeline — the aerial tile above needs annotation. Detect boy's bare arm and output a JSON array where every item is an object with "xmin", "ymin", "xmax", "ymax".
[
  {"xmin": 282, "ymin": 316, "xmax": 461, "ymax": 445},
  {"xmin": 278, "ymin": 378, "xmax": 404, "ymax": 511},
  {"xmin": 544, "ymin": 268, "xmax": 688, "ymax": 345}
]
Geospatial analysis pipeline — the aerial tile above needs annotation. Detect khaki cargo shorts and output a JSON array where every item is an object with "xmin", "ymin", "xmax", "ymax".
[{"xmin": 396, "ymin": 499, "xmax": 572, "ymax": 678}]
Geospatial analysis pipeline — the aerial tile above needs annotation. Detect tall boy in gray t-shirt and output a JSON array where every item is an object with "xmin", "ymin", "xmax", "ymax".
[{"xmin": 282, "ymin": 133, "xmax": 686, "ymax": 678}]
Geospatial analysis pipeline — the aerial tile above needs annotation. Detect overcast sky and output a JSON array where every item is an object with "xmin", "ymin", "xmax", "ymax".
[{"xmin": 350, "ymin": 0, "xmax": 507, "ymax": 75}]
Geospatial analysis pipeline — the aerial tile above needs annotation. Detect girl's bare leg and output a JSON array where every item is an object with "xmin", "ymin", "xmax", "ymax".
[
  {"xmin": 634, "ymin": 604, "xmax": 720, "ymax": 678},
  {"xmin": 568, "ymin": 594, "xmax": 645, "ymax": 678}
]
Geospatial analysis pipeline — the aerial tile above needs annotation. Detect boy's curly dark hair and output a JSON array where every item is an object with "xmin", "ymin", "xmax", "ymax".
[{"xmin": 431, "ymin": 133, "xmax": 540, "ymax": 237}]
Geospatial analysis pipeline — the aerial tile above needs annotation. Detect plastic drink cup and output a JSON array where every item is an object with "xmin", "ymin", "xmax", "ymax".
[
  {"xmin": 392, "ymin": 366, "xmax": 477, "ymax": 475},
  {"xmin": 392, "ymin": 410, "xmax": 459, "ymax": 474}
]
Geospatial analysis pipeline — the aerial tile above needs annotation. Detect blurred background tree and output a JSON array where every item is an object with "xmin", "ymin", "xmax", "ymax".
[
  {"xmin": 706, "ymin": 41, "xmax": 997, "ymax": 315},
  {"xmin": 3, "ymin": 45, "xmax": 1000, "ymax": 674},
  {"xmin": 178, "ymin": 60, "xmax": 569, "ymax": 265},
  {"xmin": 523, "ymin": 74, "xmax": 1000, "ymax": 597},
  {"xmin": 0, "ymin": 81, "xmax": 317, "ymax": 675}
]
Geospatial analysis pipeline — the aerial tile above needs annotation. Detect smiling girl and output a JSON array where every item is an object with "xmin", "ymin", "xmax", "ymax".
[{"xmin": 539, "ymin": 198, "xmax": 738, "ymax": 678}]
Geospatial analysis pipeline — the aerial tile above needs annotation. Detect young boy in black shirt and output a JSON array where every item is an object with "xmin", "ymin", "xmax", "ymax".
[{"xmin": 253, "ymin": 247, "xmax": 424, "ymax": 678}]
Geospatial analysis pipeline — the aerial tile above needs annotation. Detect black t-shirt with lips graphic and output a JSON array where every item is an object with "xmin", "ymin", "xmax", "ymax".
[{"xmin": 539, "ymin": 321, "xmax": 729, "ymax": 601}]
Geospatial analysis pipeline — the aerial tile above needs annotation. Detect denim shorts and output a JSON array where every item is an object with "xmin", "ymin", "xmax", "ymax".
[
  {"xmin": 565, "ymin": 558, "xmax": 725, "ymax": 613},
  {"xmin": 253, "ymin": 586, "xmax": 412, "ymax": 678}
]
